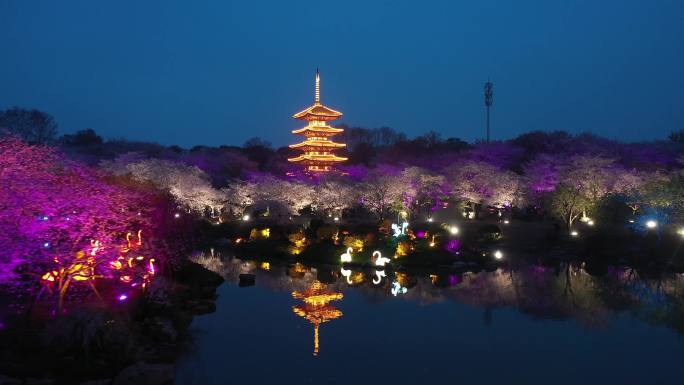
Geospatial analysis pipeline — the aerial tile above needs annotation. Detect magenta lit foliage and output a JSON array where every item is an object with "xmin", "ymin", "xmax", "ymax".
[
  {"xmin": 0, "ymin": 137, "xmax": 156, "ymax": 293},
  {"xmin": 445, "ymin": 239, "xmax": 461, "ymax": 253}
]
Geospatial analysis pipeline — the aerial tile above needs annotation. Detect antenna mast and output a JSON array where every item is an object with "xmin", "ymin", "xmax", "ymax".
[{"xmin": 484, "ymin": 80, "xmax": 493, "ymax": 142}]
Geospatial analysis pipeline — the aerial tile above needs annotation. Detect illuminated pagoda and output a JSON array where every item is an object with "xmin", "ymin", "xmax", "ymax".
[
  {"xmin": 288, "ymin": 70, "xmax": 347, "ymax": 173},
  {"xmin": 292, "ymin": 280, "xmax": 343, "ymax": 356}
]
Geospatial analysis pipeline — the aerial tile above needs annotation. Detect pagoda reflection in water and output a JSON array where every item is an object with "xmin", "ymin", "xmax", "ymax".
[{"xmin": 292, "ymin": 280, "xmax": 343, "ymax": 356}]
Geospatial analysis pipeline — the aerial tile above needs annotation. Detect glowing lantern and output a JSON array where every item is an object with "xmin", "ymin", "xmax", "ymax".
[
  {"xmin": 646, "ymin": 220, "xmax": 657, "ymax": 229},
  {"xmin": 493, "ymin": 250, "xmax": 503, "ymax": 260},
  {"xmin": 391, "ymin": 222, "xmax": 409, "ymax": 237},
  {"xmin": 391, "ymin": 281, "xmax": 407, "ymax": 296},
  {"xmin": 373, "ymin": 251, "xmax": 390, "ymax": 267},
  {"xmin": 340, "ymin": 247, "xmax": 353, "ymax": 263},
  {"xmin": 449, "ymin": 226, "xmax": 459, "ymax": 235},
  {"xmin": 148, "ymin": 258, "xmax": 156, "ymax": 275},
  {"xmin": 242, "ymin": 214, "xmax": 250, "ymax": 221},
  {"xmin": 570, "ymin": 230, "xmax": 579, "ymax": 237},
  {"xmin": 261, "ymin": 262, "xmax": 270, "ymax": 270},
  {"xmin": 174, "ymin": 213, "xmax": 180, "ymax": 218}
]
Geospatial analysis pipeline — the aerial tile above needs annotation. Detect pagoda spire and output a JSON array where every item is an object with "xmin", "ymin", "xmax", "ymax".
[{"xmin": 315, "ymin": 68, "xmax": 321, "ymax": 105}]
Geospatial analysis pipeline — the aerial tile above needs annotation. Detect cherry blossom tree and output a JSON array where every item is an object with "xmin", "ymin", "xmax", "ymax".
[
  {"xmin": 313, "ymin": 179, "xmax": 357, "ymax": 216},
  {"xmin": 523, "ymin": 154, "xmax": 565, "ymax": 202},
  {"xmin": 104, "ymin": 158, "xmax": 223, "ymax": 214},
  {"xmin": 0, "ymin": 137, "xmax": 155, "ymax": 304},
  {"xmin": 398, "ymin": 167, "xmax": 447, "ymax": 216},
  {"xmin": 549, "ymin": 155, "xmax": 619, "ymax": 228},
  {"xmin": 446, "ymin": 161, "xmax": 524, "ymax": 208},
  {"xmin": 359, "ymin": 169, "xmax": 405, "ymax": 220}
]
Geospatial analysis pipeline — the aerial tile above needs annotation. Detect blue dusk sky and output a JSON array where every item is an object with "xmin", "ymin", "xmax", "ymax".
[{"xmin": 1, "ymin": 0, "xmax": 682, "ymax": 147}]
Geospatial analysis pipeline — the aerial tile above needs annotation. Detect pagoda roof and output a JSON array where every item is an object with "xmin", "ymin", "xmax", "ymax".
[
  {"xmin": 292, "ymin": 124, "xmax": 344, "ymax": 134},
  {"xmin": 293, "ymin": 103, "xmax": 343, "ymax": 120},
  {"xmin": 289, "ymin": 140, "xmax": 346, "ymax": 149},
  {"xmin": 288, "ymin": 154, "xmax": 348, "ymax": 163}
]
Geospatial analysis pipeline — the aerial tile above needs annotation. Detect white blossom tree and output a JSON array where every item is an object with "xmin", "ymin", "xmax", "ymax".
[
  {"xmin": 103, "ymin": 158, "xmax": 222, "ymax": 214},
  {"xmin": 313, "ymin": 179, "xmax": 357, "ymax": 216},
  {"xmin": 359, "ymin": 171, "xmax": 405, "ymax": 220},
  {"xmin": 398, "ymin": 167, "xmax": 447, "ymax": 216},
  {"xmin": 446, "ymin": 161, "xmax": 524, "ymax": 208}
]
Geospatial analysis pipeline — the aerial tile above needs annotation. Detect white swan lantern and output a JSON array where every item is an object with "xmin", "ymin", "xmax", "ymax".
[
  {"xmin": 373, "ymin": 250, "xmax": 390, "ymax": 267},
  {"xmin": 340, "ymin": 247, "xmax": 353, "ymax": 263}
]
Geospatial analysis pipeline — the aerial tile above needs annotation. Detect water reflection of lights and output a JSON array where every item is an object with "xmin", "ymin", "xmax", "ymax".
[
  {"xmin": 373, "ymin": 270, "xmax": 386, "ymax": 285},
  {"xmin": 340, "ymin": 267, "xmax": 352, "ymax": 284},
  {"xmin": 292, "ymin": 281, "xmax": 343, "ymax": 356},
  {"xmin": 391, "ymin": 281, "xmax": 407, "ymax": 296}
]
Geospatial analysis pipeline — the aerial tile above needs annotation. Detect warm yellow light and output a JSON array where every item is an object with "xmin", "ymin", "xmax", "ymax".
[
  {"xmin": 646, "ymin": 220, "xmax": 657, "ymax": 229},
  {"xmin": 494, "ymin": 250, "xmax": 503, "ymax": 260},
  {"xmin": 449, "ymin": 226, "xmax": 459, "ymax": 235}
]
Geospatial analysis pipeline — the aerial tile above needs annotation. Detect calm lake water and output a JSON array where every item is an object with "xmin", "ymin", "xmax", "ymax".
[{"xmin": 175, "ymin": 253, "xmax": 684, "ymax": 385}]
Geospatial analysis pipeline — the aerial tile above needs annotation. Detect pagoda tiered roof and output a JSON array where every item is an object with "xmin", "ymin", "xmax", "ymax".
[
  {"xmin": 292, "ymin": 104, "xmax": 343, "ymax": 121},
  {"xmin": 289, "ymin": 139, "xmax": 346, "ymax": 149},
  {"xmin": 287, "ymin": 153, "xmax": 348, "ymax": 163},
  {"xmin": 292, "ymin": 124, "xmax": 344, "ymax": 134}
]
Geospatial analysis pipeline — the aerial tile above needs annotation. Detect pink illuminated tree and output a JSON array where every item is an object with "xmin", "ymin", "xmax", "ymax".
[{"xmin": 0, "ymin": 137, "xmax": 156, "ymax": 307}]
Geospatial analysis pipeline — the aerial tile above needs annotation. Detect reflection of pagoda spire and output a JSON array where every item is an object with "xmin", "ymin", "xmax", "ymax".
[{"xmin": 292, "ymin": 280, "xmax": 343, "ymax": 356}]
